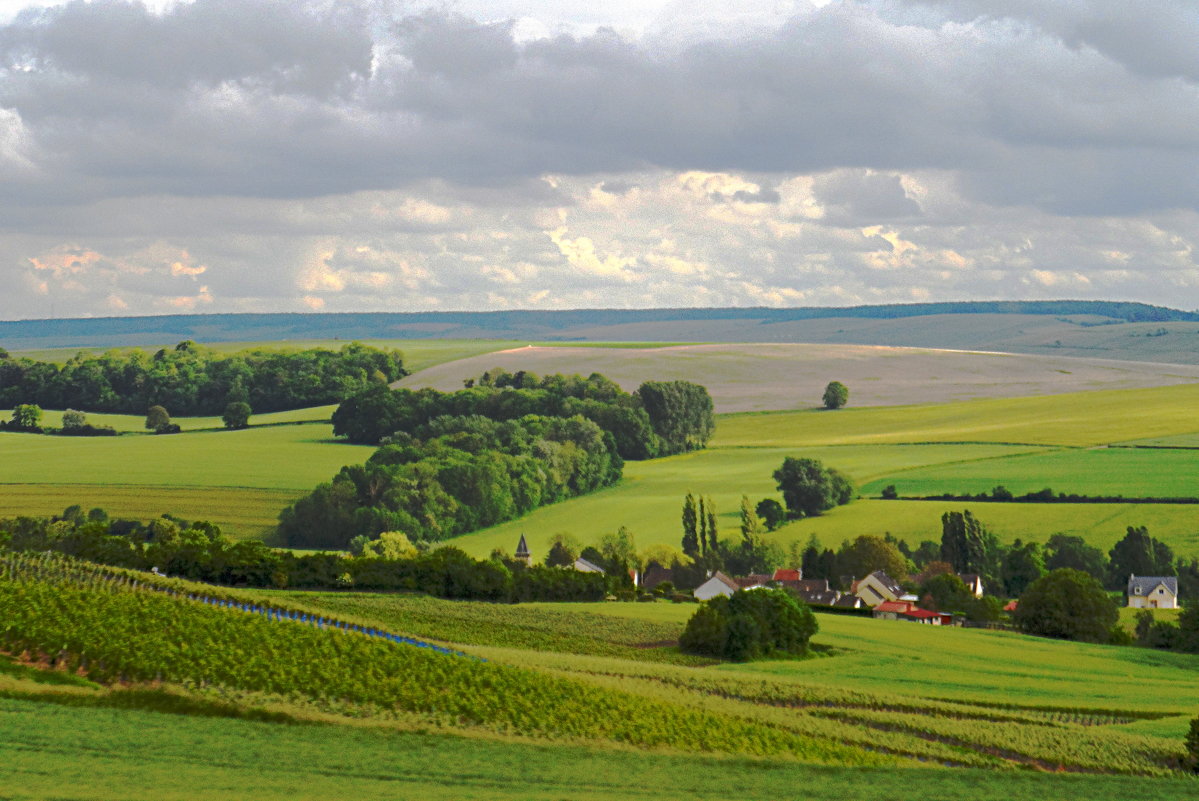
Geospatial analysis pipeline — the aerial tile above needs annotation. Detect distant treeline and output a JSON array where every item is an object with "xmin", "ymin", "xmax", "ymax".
[
  {"xmin": 0, "ymin": 509, "xmax": 607, "ymax": 602},
  {"xmin": 282, "ymin": 371, "xmax": 714, "ymax": 550},
  {"xmin": 891, "ymin": 486, "xmax": 1199, "ymax": 505},
  {"xmin": 2, "ymin": 300, "xmax": 1195, "ymax": 349},
  {"xmin": 0, "ymin": 341, "xmax": 405, "ymax": 416}
]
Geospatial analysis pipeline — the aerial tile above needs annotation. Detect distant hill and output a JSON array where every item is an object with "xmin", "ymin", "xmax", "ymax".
[{"xmin": 4, "ymin": 300, "xmax": 1199, "ymax": 363}]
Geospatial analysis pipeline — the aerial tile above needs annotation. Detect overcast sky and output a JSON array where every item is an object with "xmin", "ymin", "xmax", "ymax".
[{"xmin": 1, "ymin": 0, "xmax": 1198, "ymax": 320}]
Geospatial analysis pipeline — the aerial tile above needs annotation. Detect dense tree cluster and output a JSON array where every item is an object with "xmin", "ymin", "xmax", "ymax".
[
  {"xmin": 0, "ymin": 341, "xmax": 405, "ymax": 416},
  {"xmin": 331, "ymin": 369, "xmax": 714, "ymax": 460},
  {"xmin": 680, "ymin": 588, "xmax": 818, "ymax": 661},
  {"xmin": 1012, "ymin": 569, "xmax": 1119, "ymax": 643},
  {"xmin": 771, "ymin": 457, "xmax": 854, "ymax": 518},
  {"xmin": 278, "ymin": 414, "xmax": 623, "ymax": 550},
  {"xmin": 0, "ymin": 509, "xmax": 606, "ymax": 602}
]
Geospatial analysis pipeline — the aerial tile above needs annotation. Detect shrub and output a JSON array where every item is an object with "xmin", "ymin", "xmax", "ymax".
[{"xmin": 680, "ymin": 588, "xmax": 817, "ymax": 661}]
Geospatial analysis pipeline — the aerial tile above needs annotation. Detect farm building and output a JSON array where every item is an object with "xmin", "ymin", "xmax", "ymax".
[
  {"xmin": 694, "ymin": 571, "xmax": 740, "ymax": 601},
  {"xmin": 573, "ymin": 557, "xmax": 605, "ymax": 574},
  {"xmin": 852, "ymin": 570, "xmax": 903, "ymax": 608},
  {"xmin": 1126, "ymin": 575, "xmax": 1179, "ymax": 609}
]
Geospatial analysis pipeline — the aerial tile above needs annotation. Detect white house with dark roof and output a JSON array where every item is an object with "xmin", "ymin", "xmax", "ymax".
[
  {"xmin": 1127, "ymin": 575, "xmax": 1179, "ymax": 609},
  {"xmin": 694, "ymin": 571, "xmax": 741, "ymax": 601}
]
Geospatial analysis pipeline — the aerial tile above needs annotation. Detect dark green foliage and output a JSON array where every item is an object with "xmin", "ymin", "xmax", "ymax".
[
  {"xmin": 939, "ymin": 510, "xmax": 1000, "ymax": 585},
  {"xmin": 331, "ymin": 371, "xmax": 679, "ymax": 461},
  {"xmin": 1108, "ymin": 526, "xmax": 1174, "ymax": 590},
  {"xmin": 636, "ymin": 380, "xmax": 715, "ymax": 454},
  {"xmin": 880, "ymin": 484, "xmax": 898, "ymax": 500},
  {"xmin": 222, "ymin": 401, "xmax": 252, "ymax": 430},
  {"xmin": 681, "ymin": 493, "xmax": 699, "ymax": 558},
  {"xmin": 1185, "ymin": 718, "xmax": 1199, "ymax": 773},
  {"xmin": 920, "ymin": 573, "xmax": 972, "ymax": 612},
  {"xmin": 680, "ymin": 588, "xmax": 818, "ymax": 662},
  {"xmin": 280, "ymin": 414, "xmax": 622, "ymax": 549},
  {"xmin": 822, "ymin": 381, "xmax": 849, "ymax": 410},
  {"xmin": 145, "ymin": 405, "xmax": 171, "ymax": 431},
  {"xmin": 772, "ymin": 457, "xmax": 854, "ymax": 518},
  {"xmin": 1013, "ymin": 569, "xmax": 1119, "ymax": 643},
  {"xmin": 1002, "ymin": 539, "xmax": 1046, "ymax": 597},
  {"xmin": 0, "ymin": 341, "xmax": 404, "ymax": 416},
  {"xmin": 1045, "ymin": 534, "xmax": 1109, "ymax": 582},
  {"xmin": 755, "ymin": 498, "xmax": 785, "ymax": 530},
  {"xmin": 0, "ymin": 403, "xmax": 43, "ymax": 433}
]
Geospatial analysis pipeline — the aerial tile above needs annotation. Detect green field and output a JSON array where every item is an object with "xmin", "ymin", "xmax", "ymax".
[{"xmin": 8, "ymin": 699, "xmax": 1198, "ymax": 801}]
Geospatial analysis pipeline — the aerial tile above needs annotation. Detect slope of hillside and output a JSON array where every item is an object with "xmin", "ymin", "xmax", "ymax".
[{"xmin": 399, "ymin": 342, "xmax": 1199, "ymax": 413}]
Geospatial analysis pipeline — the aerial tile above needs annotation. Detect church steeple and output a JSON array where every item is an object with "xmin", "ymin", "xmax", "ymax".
[{"xmin": 515, "ymin": 534, "xmax": 531, "ymax": 565}]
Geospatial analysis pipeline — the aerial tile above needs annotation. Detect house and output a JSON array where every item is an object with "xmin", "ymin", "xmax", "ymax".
[
  {"xmin": 872, "ymin": 600, "xmax": 916, "ymax": 620},
  {"xmin": 777, "ymin": 577, "xmax": 831, "ymax": 594},
  {"xmin": 734, "ymin": 574, "xmax": 772, "ymax": 590},
  {"xmin": 573, "ymin": 557, "xmax": 605, "ymax": 574},
  {"xmin": 852, "ymin": 571, "xmax": 904, "ymax": 608},
  {"xmin": 772, "ymin": 568, "xmax": 802, "ymax": 582},
  {"xmin": 794, "ymin": 588, "xmax": 841, "ymax": 607},
  {"xmin": 1127, "ymin": 575, "xmax": 1179, "ymax": 609},
  {"xmin": 960, "ymin": 573, "xmax": 985, "ymax": 597},
  {"xmin": 694, "ymin": 571, "xmax": 740, "ymax": 601},
  {"xmin": 514, "ymin": 534, "xmax": 531, "ymax": 565},
  {"xmin": 901, "ymin": 608, "xmax": 953, "ymax": 626},
  {"xmin": 832, "ymin": 594, "xmax": 864, "ymax": 610}
]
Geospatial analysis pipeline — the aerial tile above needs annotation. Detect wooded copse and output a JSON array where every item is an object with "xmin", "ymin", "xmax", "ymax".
[
  {"xmin": 331, "ymin": 370, "xmax": 714, "ymax": 460},
  {"xmin": 280, "ymin": 374, "xmax": 713, "ymax": 551},
  {"xmin": 0, "ymin": 340, "xmax": 406, "ymax": 415}
]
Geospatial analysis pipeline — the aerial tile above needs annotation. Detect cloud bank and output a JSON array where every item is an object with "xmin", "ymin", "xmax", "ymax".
[{"xmin": 1, "ymin": 0, "xmax": 1197, "ymax": 318}]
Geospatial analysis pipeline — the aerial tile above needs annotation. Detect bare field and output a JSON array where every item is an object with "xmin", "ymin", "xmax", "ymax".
[{"xmin": 399, "ymin": 343, "xmax": 1199, "ymax": 413}]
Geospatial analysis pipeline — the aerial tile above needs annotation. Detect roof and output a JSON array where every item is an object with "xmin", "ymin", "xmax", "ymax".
[
  {"xmin": 794, "ymin": 589, "xmax": 840, "ymax": 606},
  {"xmin": 573, "ymin": 557, "xmax": 605, "ymax": 574},
  {"xmin": 832, "ymin": 594, "xmax": 863, "ymax": 608},
  {"xmin": 773, "ymin": 568, "xmax": 801, "ymax": 582},
  {"xmin": 778, "ymin": 578, "xmax": 831, "ymax": 593},
  {"xmin": 902, "ymin": 608, "xmax": 941, "ymax": 619},
  {"xmin": 734, "ymin": 574, "xmax": 771, "ymax": 589},
  {"xmin": 708, "ymin": 571, "xmax": 740, "ymax": 591},
  {"xmin": 515, "ymin": 534, "xmax": 530, "ymax": 558},
  {"xmin": 866, "ymin": 570, "xmax": 904, "ymax": 596},
  {"xmin": 1127, "ymin": 576, "xmax": 1178, "ymax": 597},
  {"xmin": 875, "ymin": 600, "xmax": 914, "ymax": 613}
]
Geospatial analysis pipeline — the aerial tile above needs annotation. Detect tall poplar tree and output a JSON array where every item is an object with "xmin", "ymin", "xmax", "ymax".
[{"xmin": 681, "ymin": 493, "xmax": 699, "ymax": 558}]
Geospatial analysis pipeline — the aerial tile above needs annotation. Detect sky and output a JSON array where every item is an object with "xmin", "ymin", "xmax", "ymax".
[{"xmin": 1, "ymin": 0, "xmax": 1198, "ymax": 320}]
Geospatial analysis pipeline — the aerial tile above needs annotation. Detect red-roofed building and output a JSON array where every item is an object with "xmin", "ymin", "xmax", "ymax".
[
  {"xmin": 901, "ymin": 608, "xmax": 953, "ymax": 626},
  {"xmin": 773, "ymin": 568, "xmax": 802, "ymax": 582},
  {"xmin": 872, "ymin": 600, "xmax": 916, "ymax": 620}
]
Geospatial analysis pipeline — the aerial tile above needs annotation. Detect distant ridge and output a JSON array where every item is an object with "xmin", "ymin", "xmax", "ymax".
[{"xmin": 2, "ymin": 300, "xmax": 1196, "ymax": 350}]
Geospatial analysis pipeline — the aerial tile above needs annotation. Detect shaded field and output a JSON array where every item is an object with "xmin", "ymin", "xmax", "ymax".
[
  {"xmin": 0, "ymin": 485, "xmax": 293, "ymax": 540},
  {"xmin": 0, "ymin": 404, "xmax": 337, "ymax": 433},
  {"xmin": 862, "ymin": 447, "xmax": 1199, "ymax": 498},
  {"xmin": 6, "ymin": 699, "xmax": 1198, "ymax": 801},
  {"xmin": 400, "ymin": 342, "xmax": 1199, "ymax": 413}
]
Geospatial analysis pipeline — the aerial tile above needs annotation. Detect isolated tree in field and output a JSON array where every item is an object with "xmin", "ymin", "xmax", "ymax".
[
  {"xmin": 773, "ymin": 457, "xmax": 853, "ymax": 518},
  {"xmin": 222, "ymin": 401, "xmax": 252, "ymax": 430},
  {"xmin": 681, "ymin": 493, "xmax": 700, "ymax": 558},
  {"xmin": 11, "ymin": 403, "xmax": 41, "ymax": 430},
  {"xmin": 61, "ymin": 409, "xmax": 86, "ymax": 430},
  {"xmin": 1013, "ymin": 568, "xmax": 1118, "ymax": 643},
  {"xmin": 145, "ymin": 405, "xmax": 171, "ymax": 431},
  {"xmin": 822, "ymin": 381, "xmax": 849, "ymax": 409}
]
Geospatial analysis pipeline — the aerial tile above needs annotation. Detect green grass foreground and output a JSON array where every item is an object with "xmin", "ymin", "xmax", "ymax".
[{"xmin": 3, "ymin": 699, "xmax": 1196, "ymax": 801}]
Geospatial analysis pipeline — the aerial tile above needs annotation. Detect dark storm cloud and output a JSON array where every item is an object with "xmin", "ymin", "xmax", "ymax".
[
  {"xmin": 812, "ymin": 171, "xmax": 921, "ymax": 225},
  {"xmin": 1, "ymin": 0, "xmax": 1198, "ymax": 213}
]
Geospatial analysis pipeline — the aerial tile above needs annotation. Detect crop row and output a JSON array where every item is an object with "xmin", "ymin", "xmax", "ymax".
[
  {"xmin": 268, "ymin": 592, "xmax": 703, "ymax": 664},
  {"xmin": 0, "ymin": 552, "xmax": 884, "ymax": 765}
]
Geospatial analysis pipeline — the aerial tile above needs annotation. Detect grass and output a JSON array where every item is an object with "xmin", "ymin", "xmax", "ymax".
[
  {"xmin": 6, "ymin": 698, "xmax": 1198, "ymax": 801},
  {"xmin": 860, "ymin": 447, "xmax": 1199, "ymax": 498}
]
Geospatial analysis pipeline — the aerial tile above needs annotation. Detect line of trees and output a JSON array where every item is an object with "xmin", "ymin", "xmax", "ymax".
[
  {"xmin": 0, "ymin": 340, "xmax": 405, "ymax": 416},
  {"xmin": 278, "ymin": 413, "xmax": 624, "ymax": 550},
  {"xmin": 0, "ymin": 508, "xmax": 607, "ymax": 602},
  {"xmin": 892, "ymin": 484, "xmax": 1199, "ymax": 505},
  {"xmin": 331, "ymin": 370, "xmax": 714, "ymax": 461}
]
